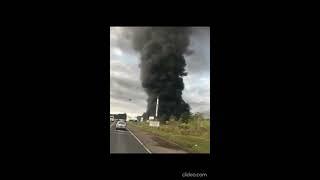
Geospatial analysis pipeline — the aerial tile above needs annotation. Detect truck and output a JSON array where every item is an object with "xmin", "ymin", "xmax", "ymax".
[
  {"xmin": 127, "ymin": 115, "xmax": 138, "ymax": 122},
  {"xmin": 116, "ymin": 113, "xmax": 127, "ymax": 122},
  {"xmin": 137, "ymin": 116, "xmax": 144, "ymax": 122},
  {"xmin": 110, "ymin": 113, "xmax": 127, "ymax": 122}
]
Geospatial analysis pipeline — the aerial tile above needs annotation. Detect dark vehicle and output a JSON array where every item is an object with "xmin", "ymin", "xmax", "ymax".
[
  {"xmin": 117, "ymin": 113, "xmax": 127, "ymax": 121},
  {"xmin": 110, "ymin": 113, "xmax": 127, "ymax": 122}
]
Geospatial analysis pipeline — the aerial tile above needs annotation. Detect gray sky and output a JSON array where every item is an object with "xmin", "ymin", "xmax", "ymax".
[{"xmin": 110, "ymin": 27, "xmax": 210, "ymax": 118}]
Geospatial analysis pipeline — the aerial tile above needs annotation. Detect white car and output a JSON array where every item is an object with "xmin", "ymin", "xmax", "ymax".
[
  {"xmin": 110, "ymin": 116, "xmax": 114, "ymax": 122},
  {"xmin": 116, "ymin": 121, "xmax": 127, "ymax": 130}
]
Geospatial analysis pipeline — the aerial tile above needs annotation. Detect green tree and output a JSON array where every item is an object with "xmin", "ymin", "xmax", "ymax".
[{"xmin": 180, "ymin": 112, "xmax": 191, "ymax": 123}]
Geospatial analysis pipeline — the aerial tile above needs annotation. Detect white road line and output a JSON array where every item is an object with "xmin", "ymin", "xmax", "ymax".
[
  {"xmin": 111, "ymin": 131, "xmax": 130, "ymax": 135},
  {"xmin": 110, "ymin": 121, "xmax": 115, "ymax": 128},
  {"xmin": 127, "ymin": 127, "xmax": 152, "ymax": 154}
]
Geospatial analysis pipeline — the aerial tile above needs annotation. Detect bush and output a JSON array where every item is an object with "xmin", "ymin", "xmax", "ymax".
[
  {"xmin": 168, "ymin": 120, "xmax": 179, "ymax": 126},
  {"xmin": 169, "ymin": 115, "xmax": 177, "ymax": 121},
  {"xmin": 180, "ymin": 129, "xmax": 192, "ymax": 135},
  {"xmin": 178, "ymin": 123, "xmax": 190, "ymax": 129},
  {"xmin": 179, "ymin": 112, "xmax": 191, "ymax": 123},
  {"xmin": 199, "ymin": 126, "xmax": 207, "ymax": 132}
]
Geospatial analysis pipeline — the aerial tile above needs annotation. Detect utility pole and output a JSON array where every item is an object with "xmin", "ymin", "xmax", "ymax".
[
  {"xmin": 155, "ymin": 96, "xmax": 159, "ymax": 119},
  {"xmin": 149, "ymin": 96, "xmax": 160, "ymax": 127}
]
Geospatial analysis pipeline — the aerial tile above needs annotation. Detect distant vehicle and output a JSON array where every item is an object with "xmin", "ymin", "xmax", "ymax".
[
  {"xmin": 137, "ymin": 116, "xmax": 144, "ymax": 122},
  {"xmin": 127, "ymin": 115, "xmax": 138, "ymax": 122},
  {"xmin": 116, "ymin": 121, "xmax": 127, "ymax": 130},
  {"xmin": 117, "ymin": 113, "xmax": 127, "ymax": 122},
  {"xmin": 130, "ymin": 119, "xmax": 138, "ymax": 122},
  {"xmin": 111, "ymin": 113, "xmax": 127, "ymax": 122}
]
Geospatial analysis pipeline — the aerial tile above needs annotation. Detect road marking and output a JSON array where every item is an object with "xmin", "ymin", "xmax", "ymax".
[
  {"xmin": 111, "ymin": 129, "xmax": 129, "ymax": 133},
  {"xmin": 111, "ymin": 131, "xmax": 130, "ymax": 135},
  {"xmin": 110, "ymin": 121, "xmax": 115, "ymax": 128},
  {"xmin": 127, "ymin": 127, "xmax": 152, "ymax": 154}
]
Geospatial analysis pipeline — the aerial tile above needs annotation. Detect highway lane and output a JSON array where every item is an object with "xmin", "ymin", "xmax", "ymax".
[{"xmin": 110, "ymin": 121, "xmax": 149, "ymax": 154}]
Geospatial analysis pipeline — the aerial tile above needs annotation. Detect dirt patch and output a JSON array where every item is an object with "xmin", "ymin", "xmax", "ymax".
[{"xmin": 150, "ymin": 136, "xmax": 181, "ymax": 150}]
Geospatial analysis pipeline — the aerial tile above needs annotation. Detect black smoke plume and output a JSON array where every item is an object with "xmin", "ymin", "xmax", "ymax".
[{"xmin": 130, "ymin": 27, "xmax": 192, "ymax": 121}]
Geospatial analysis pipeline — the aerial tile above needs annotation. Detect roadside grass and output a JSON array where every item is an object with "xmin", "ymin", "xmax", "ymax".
[{"xmin": 128, "ymin": 117, "xmax": 210, "ymax": 153}]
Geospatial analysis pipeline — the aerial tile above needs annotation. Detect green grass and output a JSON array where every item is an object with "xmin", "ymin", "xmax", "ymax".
[{"xmin": 128, "ymin": 118, "xmax": 210, "ymax": 153}]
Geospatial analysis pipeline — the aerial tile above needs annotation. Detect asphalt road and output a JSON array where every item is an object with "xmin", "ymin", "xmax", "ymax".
[{"xmin": 110, "ymin": 121, "xmax": 149, "ymax": 153}]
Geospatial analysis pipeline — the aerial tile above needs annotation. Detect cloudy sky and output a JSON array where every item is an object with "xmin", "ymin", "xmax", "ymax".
[{"xmin": 110, "ymin": 27, "xmax": 210, "ymax": 118}]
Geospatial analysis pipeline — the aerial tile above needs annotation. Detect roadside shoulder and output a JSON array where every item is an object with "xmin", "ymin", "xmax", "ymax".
[{"xmin": 127, "ymin": 123, "xmax": 189, "ymax": 154}]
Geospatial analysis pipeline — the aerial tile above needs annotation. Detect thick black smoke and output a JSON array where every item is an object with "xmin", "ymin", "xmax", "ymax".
[{"xmin": 130, "ymin": 27, "xmax": 192, "ymax": 121}]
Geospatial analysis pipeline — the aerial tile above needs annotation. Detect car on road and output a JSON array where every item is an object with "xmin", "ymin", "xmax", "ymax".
[{"xmin": 116, "ymin": 121, "xmax": 127, "ymax": 130}]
